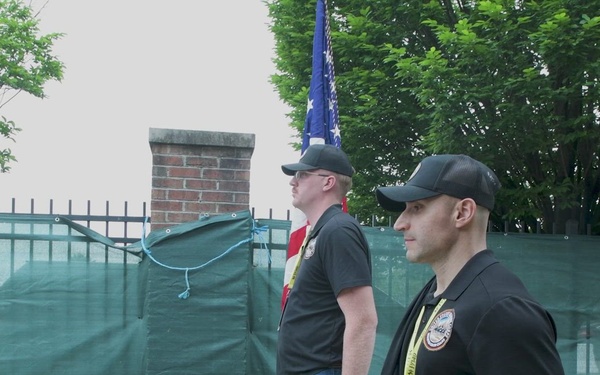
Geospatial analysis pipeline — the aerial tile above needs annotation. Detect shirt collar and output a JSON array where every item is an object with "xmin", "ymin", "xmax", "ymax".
[{"xmin": 435, "ymin": 249, "xmax": 498, "ymax": 301}]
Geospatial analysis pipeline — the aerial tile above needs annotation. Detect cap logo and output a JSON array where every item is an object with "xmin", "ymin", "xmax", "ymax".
[
  {"xmin": 486, "ymin": 170, "xmax": 498, "ymax": 187},
  {"xmin": 424, "ymin": 309, "xmax": 454, "ymax": 351},
  {"xmin": 408, "ymin": 162, "xmax": 421, "ymax": 182}
]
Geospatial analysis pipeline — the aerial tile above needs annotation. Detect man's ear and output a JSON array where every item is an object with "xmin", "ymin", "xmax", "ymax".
[
  {"xmin": 322, "ymin": 176, "xmax": 336, "ymax": 192},
  {"xmin": 455, "ymin": 198, "xmax": 477, "ymax": 228}
]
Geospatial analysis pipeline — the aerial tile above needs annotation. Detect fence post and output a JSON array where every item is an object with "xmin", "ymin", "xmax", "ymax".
[{"xmin": 565, "ymin": 219, "xmax": 578, "ymax": 236}]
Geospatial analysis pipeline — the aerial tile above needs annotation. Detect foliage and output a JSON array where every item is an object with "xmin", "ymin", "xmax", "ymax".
[
  {"xmin": 267, "ymin": 0, "xmax": 434, "ymax": 223},
  {"xmin": 267, "ymin": 0, "xmax": 600, "ymax": 234},
  {"xmin": 0, "ymin": 0, "xmax": 64, "ymax": 172}
]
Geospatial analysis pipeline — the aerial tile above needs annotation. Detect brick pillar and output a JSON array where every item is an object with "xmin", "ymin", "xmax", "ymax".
[{"xmin": 148, "ymin": 127, "xmax": 255, "ymax": 230}]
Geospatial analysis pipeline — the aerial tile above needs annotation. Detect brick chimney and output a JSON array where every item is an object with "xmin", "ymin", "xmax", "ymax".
[{"xmin": 148, "ymin": 127, "xmax": 255, "ymax": 230}]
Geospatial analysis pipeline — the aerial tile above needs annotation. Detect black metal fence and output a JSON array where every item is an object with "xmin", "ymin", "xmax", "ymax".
[
  {"xmin": 2, "ymin": 199, "xmax": 596, "ymax": 245},
  {"xmin": 1, "ymin": 198, "xmax": 149, "ymax": 245}
]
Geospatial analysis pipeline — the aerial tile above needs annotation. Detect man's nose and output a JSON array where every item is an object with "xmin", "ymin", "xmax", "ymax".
[{"xmin": 393, "ymin": 213, "xmax": 408, "ymax": 232}]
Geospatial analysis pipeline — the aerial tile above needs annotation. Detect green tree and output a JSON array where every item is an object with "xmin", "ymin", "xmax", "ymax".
[
  {"xmin": 267, "ymin": 0, "xmax": 435, "ymax": 223},
  {"xmin": 267, "ymin": 0, "xmax": 600, "ymax": 234},
  {"xmin": 0, "ymin": 0, "xmax": 64, "ymax": 172}
]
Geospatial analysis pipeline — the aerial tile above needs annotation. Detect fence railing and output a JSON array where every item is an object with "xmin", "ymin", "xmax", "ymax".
[
  {"xmin": 1, "ymin": 198, "xmax": 150, "ymax": 245},
  {"xmin": 3, "ymin": 199, "xmax": 596, "ymax": 243}
]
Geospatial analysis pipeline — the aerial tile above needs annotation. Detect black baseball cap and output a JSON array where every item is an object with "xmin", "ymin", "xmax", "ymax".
[
  {"xmin": 281, "ymin": 144, "xmax": 354, "ymax": 177},
  {"xmin": 376, "ymin": 154, "xmax": 500, "ymax": 211}
]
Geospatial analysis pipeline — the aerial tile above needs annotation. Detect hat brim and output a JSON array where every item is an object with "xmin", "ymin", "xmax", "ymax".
[
  {"xmin": 376, "ymin": 186, "xmax": 440, "ymax": 212},
  {"xmin": 281, "ymin": 162, "xmax": 318, "ymax": 176}
]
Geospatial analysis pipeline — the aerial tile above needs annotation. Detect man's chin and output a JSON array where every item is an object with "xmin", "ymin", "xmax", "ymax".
[
  {"xmin": 291, "ymin": 199, "xmax": 302, "ymax": 211},
  {"xmin": 405, "ymin": 250, "xmax": 418, "ymax": 263}
]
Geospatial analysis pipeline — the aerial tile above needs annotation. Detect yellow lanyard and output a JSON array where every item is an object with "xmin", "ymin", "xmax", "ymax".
[
  {"xmin": 287, "ymin": 226, "xmax": 311, "ymax": 290},
  {"xmin": 404, "ymin": 298, "xmax": 447, "ymax": 375}
]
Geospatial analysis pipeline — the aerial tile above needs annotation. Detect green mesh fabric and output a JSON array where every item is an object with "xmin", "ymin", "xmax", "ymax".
[{"xmin": 0, "ymin": 212, "xmax": 598, "ymax": 374}]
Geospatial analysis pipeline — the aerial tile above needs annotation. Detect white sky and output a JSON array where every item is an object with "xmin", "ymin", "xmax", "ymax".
[{"xmin": 0, "ymin": 0, "xmax": 299, "ymax": 219}]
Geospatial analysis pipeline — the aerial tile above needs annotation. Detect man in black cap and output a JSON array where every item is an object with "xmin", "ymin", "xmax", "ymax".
[
  {"xmin": 277, "ymin": 144, "xmax": 378, "ymax": 375},
  {"xmin": 376, "ymin": 154, "xmax": 564, "ymax": 375}
]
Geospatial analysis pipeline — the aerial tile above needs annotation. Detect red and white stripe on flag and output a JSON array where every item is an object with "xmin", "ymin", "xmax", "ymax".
[
  {"xmin": 281, "ymin": 202, "xmax": 309, "ymax": 308},
  {"xmin": 281, "ymin": 0, "xmax": 344, "ymax": 309}
]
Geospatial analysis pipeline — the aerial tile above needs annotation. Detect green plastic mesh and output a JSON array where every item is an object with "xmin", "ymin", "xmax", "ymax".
[{"xmin": 0, "ymin": 212, "xmax": 598, "ymax": 374}]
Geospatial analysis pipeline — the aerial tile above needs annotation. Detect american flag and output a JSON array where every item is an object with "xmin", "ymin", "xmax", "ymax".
[{"xmin": 281, "ymin": 0, "xmax": 344, "ymax": 309}]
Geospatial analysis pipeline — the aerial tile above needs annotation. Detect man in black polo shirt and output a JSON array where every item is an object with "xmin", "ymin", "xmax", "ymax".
[
  {"xmin": 277, "ymin": 144, "xmax": 378, "ymax": 375},
  {"xmin": 376, "ymin": 154, "xmax": 564, "ymax": 375}
]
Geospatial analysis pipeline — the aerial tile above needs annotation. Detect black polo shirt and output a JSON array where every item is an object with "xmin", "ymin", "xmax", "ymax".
[
  {"xmin": 277, "ymin": 205, "xmax": 372, "ymax": 375},
  {"xmin": 381, "ymin": 250, "xmax": 564, "ymax": 375}
]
